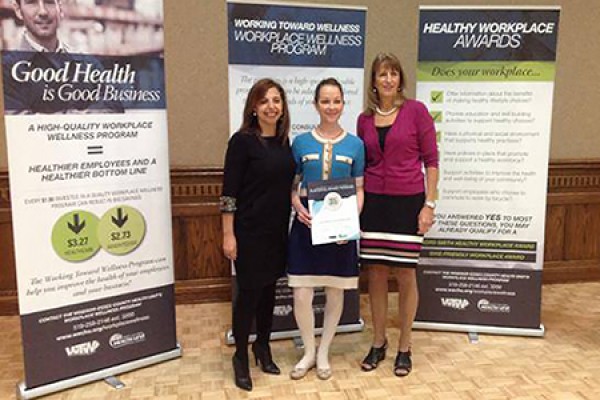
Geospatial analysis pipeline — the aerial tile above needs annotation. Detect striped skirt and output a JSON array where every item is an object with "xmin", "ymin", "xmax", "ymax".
[{"xmin": 359, "ymin": 192, "xmax": 425, "ymax": 268}]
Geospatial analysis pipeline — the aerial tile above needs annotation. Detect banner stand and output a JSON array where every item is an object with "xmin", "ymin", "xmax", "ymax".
[
  {"xmin": 225, "ymin": 322, "xmax": 364, "ymax": 345},
  {"xmin": 17, "ymin": 344, "xmax": 181, "ymax": 400},
  {"xmin": 414, "ymin": 6, "xmax": 560, "ymax": 334},
  {"xmin": 414, "ymin": 322, "xmax": 544, "ymax": 338},
  {"xmin": 226, "ymin": 0, "xmax": 367, "ymax": 344}
]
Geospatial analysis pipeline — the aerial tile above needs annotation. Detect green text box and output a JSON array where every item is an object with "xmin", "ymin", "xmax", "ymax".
[{"xmin": 418, "ymin": 61, "xmax": 556, "ymax": 82}]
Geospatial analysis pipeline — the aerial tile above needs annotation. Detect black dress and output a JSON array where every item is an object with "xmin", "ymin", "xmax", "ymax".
[{"xmin": 222, "ymin": 132, "xmax": 296, "ymax": 289}]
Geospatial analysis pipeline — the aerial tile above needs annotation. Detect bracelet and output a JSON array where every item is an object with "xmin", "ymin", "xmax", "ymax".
[{"xmin": 219, "ymin": 196, "xmax": 237, "ymax": 212}]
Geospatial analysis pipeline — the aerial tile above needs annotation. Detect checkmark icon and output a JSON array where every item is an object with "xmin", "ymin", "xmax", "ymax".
[
  {"xmin": 430, "ymin": 111, "xmax": 443, "ymax": 123},
  {"xmin": 430, "ymin": 90, "xmax": 444, "ymax": 103}
]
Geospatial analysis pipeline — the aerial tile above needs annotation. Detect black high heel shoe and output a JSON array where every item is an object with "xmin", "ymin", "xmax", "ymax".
[
  {"xmin": 361, "ymin": 338, "xmax": 388, "ymax": 371},
  {"xmin": 232, "ymin": 354, "xmax": 253, "ymax": 391},
  {"xmin": 252, "ymin": 342, "xmax": 281, "ymax": 375},
  {"xmin": 393, "ymin": 350, "xmax": 412, "ymax": 377}
]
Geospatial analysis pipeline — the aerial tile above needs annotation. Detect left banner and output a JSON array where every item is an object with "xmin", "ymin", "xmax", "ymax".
[{"xmin": 1, "ymin": 1, "xmax": 180, "ymax": 397}]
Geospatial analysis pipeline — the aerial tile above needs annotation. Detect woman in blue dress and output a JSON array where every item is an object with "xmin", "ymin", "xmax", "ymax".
[{"xmin": 288, "ymin": 78, "xmax": 365, "ymax": 380}]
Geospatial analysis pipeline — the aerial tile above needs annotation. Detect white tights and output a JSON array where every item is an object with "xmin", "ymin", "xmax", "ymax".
[{"xmin": 293, "ymin": 286, "xmax": 344, "ymax": 369}]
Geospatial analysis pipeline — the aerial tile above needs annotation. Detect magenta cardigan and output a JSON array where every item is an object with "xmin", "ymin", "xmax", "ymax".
[{"xmin": 356, "ymin": 99, "xmax": 439, "ymax": 196}]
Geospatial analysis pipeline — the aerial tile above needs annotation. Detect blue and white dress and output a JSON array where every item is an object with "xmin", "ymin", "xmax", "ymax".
[{"xmin": 287, "ymin": 129, "xmax": 365, "ymax": 289}]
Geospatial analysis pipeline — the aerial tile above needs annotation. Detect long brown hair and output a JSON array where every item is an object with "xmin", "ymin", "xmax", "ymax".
[
  {"xmin": 365, "ymin": 53, "xmax": 406, "ymax": 116},
  {"xmin": 239, "ymin": 78, "xmax": 290, "ymax": 145}
]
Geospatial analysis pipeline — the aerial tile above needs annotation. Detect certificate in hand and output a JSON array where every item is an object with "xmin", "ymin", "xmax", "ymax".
[{"xmin": 307, "ymin": 178, "xmax": 360, "ymax": 245}]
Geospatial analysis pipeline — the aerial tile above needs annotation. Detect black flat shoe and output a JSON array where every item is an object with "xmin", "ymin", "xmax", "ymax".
[
  {"xmin": 252, "ymin": 342, "xmax": 281, "ymax": 375},
  {"xmin": 393, "ymin": 351, "xmax": 412, "ymax": 377},
  {"xmin": 232, "ymin": 355, "xmax": 253, "ymax": 391},
  {"xmin": 360, "ymin": 338, "xmax": 388, "ymax": 372}
]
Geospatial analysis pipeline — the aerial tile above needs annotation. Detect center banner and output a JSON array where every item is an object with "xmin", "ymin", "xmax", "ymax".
[{"xmin": 227, "ymin": 0, "xmax": 366, "ymax": 339}]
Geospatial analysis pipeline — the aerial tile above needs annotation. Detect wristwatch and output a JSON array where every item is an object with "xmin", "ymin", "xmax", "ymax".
[{"xmin": 424, "ymin": 200, "xmax": 436, "ymax": 210}]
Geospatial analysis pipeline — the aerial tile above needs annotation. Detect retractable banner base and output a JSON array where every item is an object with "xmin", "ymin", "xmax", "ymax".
[
  {"xmin": 414, "ymin": 322, "xmax": 545, "ymax": 338},
  {"xmin": 226, "ymin": 280, "xmax": 364, "ymax": 345},
  {"xmin": 225, "ymin": 321, "xmax": 364, "ymax": 345},
  {"xmin": 17, "ymin": 344, "xmax": 182, "ymax": 400}
]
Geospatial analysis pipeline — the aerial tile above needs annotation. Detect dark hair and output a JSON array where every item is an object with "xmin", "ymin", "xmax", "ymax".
[
  {"xmin": 16, "ymin": 0, "xmax": 60, "ymax": 6},
  {"xmin": 366, "ymin": 52, "xmax": 406, "ymax": 115},
  {"xmin": 239, "ymin": 78, "xmax": 290, "ymax": 145},
  {"xmin": 314, "ymin": 77, "xmax": 344, "ymax": 103}
]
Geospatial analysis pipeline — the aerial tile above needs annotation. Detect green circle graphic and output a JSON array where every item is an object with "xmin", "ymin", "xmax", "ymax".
[
  {"xmin": 51, "ymin": 210, "xmax": 101, "ymax": 262},
  {"xmin": 98, "ymin": 205, "xmax": 146, "ymax": 255}
]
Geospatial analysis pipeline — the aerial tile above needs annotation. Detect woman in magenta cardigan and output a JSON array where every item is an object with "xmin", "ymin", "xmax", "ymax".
[{"xmin": 357, "ymin": 53, "xmax": 439, "ymax": 377}]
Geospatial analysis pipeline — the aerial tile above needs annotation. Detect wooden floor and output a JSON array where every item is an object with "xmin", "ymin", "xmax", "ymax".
[{"xmin": 1, "ymin": 282, "xmax": 599, "ymax": 399}]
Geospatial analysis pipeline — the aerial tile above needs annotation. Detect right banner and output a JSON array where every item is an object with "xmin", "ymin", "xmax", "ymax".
[{"xmin": 415, "ymin": 7, "xmax": 560, "ymax": 335}]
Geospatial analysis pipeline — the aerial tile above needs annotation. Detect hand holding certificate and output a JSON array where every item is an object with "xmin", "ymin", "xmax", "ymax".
[{"xmin": 307, "ymin": 178, "xmax": 360, "ymax": 245}]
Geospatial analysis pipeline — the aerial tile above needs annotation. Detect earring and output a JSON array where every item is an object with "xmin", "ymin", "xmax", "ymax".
[
  {"xmin": 372, "ymin": 88, "xmax": 377, "ymax": 92},
  {"xmin": 252, "ymin": 111, "xmax": 257, "ymax": 116}
]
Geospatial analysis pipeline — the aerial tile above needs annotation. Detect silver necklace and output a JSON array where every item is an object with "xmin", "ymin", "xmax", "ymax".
[{"xmin": 375, "ymin": 106, "xmax": 398, "ymax": 116}]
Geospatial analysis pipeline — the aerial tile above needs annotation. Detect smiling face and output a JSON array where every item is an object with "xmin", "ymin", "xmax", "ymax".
[
  {"xmin": 14, "ymin": 0, "xmax": 61, "ymax": 48},
  {"xmin": 254, "ymin": 87, "xmax": 283, "ymax": 132},
  {"xmin": 315, "ymin": 84, "xmax": 344, "ymax": 125},
  {"xmin": 374, "ymin": 64, "xmax": 401, "ymax": 102}
]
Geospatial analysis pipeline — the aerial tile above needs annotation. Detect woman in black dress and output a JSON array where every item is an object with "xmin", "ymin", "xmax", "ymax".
[{"xmin": 220, "ymin": 78, "xmax": 295, "ymax": 391}]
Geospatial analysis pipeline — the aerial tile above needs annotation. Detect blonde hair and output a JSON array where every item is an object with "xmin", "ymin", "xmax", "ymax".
[{"xmin": 365, "ymin": 52, "xmax": 406, "ymax": 116}]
